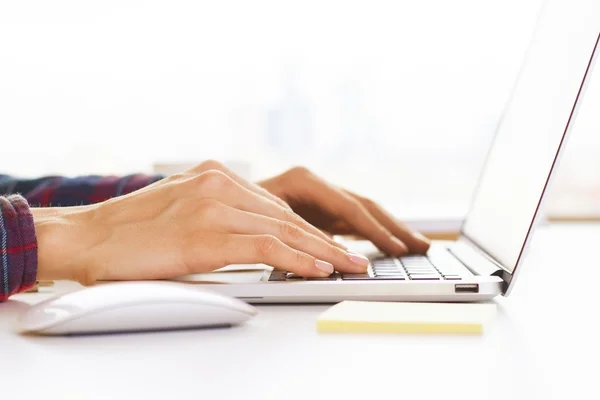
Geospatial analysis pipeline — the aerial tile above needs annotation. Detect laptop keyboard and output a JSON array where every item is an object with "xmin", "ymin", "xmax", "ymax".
[{"xmin": 268, "ymin": 253, "xmax": 464, "ymax": 282}]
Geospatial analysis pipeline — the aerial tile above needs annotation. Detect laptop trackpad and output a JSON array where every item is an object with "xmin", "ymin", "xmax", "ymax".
[{"xmin": 170, "ymin": 264, "xmax": 268, "ymax": 284}]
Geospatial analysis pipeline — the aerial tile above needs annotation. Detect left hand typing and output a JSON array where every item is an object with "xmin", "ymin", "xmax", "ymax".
[{"xmin": 258, "ymin": 167, "xmax": 431, "ymax": 256}]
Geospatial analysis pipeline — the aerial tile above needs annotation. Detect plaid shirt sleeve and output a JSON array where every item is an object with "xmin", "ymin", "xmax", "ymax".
[
  {"xmin": 0, "ymin": 174, "xmax": 164, "ymax": 301},
  {"xmin": 0, "ymin": 195, "xmax": 38, "ymax": 301},
  {"xmin": 0, "ymin": 174, "xmax": 164, "ymax": 207}
]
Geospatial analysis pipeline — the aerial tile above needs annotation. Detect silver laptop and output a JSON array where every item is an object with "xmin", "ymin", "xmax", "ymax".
[{"xmin": 176, "ymin": 0, "xmax": 600, "ymax": 303}]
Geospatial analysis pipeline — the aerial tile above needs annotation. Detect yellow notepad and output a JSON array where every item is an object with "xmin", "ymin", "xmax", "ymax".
[{"xmin": 317, "ymin": 301, "xmax": 497, "ymax": 335}]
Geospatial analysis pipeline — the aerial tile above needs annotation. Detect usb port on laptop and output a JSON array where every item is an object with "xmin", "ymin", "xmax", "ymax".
[{"xmin": 455, "ymin": 284, "xmax": 479, "ymax": 293}]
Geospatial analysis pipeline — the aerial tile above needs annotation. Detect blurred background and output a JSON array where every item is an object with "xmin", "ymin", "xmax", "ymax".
[{"xmin": 1, "ymin": 0, "xmax": 598, "ymax": 223}]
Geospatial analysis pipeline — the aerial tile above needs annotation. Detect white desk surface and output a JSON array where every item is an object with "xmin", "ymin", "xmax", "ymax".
[{"xmin": 2, "ymin": 223, "xmax": 599, "ymax": 400}]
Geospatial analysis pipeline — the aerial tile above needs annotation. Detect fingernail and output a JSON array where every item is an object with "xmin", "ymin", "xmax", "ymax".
[
  {"xmin": 348, "ymin": 252, "xmax": 370, "ymax": 267},
  {"xmin": 391, "ymin": 236, "xmax": 409, "ymax": 253},
  {"xmin": 315, "ymin": 259, "xmax": 334, "ymax": 274}
]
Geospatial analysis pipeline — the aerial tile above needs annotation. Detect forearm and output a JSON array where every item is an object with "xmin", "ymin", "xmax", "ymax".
[{"xmin": 0, "ymin": 172, "xmax": 165, "ymax": 301}]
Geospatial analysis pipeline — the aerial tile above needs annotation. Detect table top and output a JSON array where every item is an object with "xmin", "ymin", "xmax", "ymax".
[{"xmin": 1, "ymin": 223, "xmax": 599, "ymax": 400}]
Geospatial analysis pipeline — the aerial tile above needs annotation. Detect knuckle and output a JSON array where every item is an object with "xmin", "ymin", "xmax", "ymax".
[
  {"xmin": 255, "ymin": 235, "xmax": 281, "ymax": 257},
  {"xmin": 198, "ymin": 159, "xmax": 225, "ymax": 172},
  {"xmin": 283, "ymin": 208, "xmax": 299, "ymax": 223},
  {"xmin": 195, "ymin": 170, "xmax": 232, "ymax": 193},
  {"xmin": 280, "ymin": 221, "xmax": 303, "ymax": 241},
  {"xmin": 290, "ymin": 166, "xmax": 311, "ymax": 178},
  {"xmin": 196, "ymin": 198, "xmax": 222, "ymax": 215},
  {"xmin": 327, "ymin": 244, "xmax": 347, "ymax": 260}
]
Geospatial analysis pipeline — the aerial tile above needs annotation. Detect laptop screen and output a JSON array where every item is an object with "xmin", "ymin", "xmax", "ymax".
[{"xmin": 461, "ymin": 0, "xmax": 599, "ymax": 273}]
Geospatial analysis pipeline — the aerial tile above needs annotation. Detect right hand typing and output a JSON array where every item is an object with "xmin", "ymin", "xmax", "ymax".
[{"xmin": 32, "ymin": 162, "xmax": 370, "ymax": 285}]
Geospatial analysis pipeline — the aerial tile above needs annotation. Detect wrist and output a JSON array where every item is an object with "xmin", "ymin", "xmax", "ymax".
[{"xmin": 32, "ymin": 205, "xmax": 102, "ymax": 284}]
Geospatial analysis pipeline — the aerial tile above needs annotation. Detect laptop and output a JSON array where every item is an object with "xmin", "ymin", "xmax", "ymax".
[{"xmin": 175, "ymin": 0, "xmax": 600, "ymax": 303}]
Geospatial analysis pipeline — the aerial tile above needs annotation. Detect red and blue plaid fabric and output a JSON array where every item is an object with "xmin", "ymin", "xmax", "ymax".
[
  {"xmin": 0, "ymin": 174, "xmax": 163, "ymax": 207},
  {"xmin": 0, "ymin": 174, "xmax": 163, "ymax": 300},
  {"xmin": 0, "ymin": 195, "xmax": 38, "ymax": 301}
]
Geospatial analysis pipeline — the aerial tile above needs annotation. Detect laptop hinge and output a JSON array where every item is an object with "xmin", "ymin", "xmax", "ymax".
[{"xmin": 449, "ymin": 237, "xmax": 505, "ymax": 278}]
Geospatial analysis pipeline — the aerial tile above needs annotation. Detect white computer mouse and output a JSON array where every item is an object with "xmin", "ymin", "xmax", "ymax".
[{"xmin": 16, "ymin": 281, "xmax": 258, "ymax": 335}]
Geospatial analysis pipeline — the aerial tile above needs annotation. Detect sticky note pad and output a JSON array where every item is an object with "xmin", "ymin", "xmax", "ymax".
[{"xmin": 317, "ymin": 301, "xmax": 497, "ymax": 335}]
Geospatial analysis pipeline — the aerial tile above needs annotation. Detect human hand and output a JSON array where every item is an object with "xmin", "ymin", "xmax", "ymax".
[
  {"xmin": 258, "ymin": 167, "xmax": 431, "ymax": 256},
  {"xmin": 32, "ymin": 162, "xmax": 370, "ymax": 285}
]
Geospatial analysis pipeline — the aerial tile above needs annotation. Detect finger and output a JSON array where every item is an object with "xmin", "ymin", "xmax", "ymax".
[
  {"xmin": 320, "ymin": 229, "xmax": 335, "ymax": 239},
  {"xmin": 190, "ymin": 160, "xmax": 293, "ymax": 210},
  {"xmin": 223, "ymin": 234, "xmax": 337, "ymax": 277},
  {"xmin": 335, "ymin": 195, "xmax": 409, "ymax": 256},
  {"xmin": 347, "ymin": 192, "xmax": 431, "ymax": 254},
  {"xmin": 294, "ymin": 178, "xmax": 409, "ymax": 256},
  {"xmin": 329, "ymin": 220, "xmax": 354, "ymax": 235},
  {"xmin": 213, "ymin": 206, "xmax": 368, "ymax": 272},
  {"xmin": 197, "ymin": 173, "xmax": 347, "ymax": 250}
]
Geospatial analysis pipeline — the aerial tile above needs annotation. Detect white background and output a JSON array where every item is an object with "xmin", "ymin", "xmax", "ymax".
[
  {"xmin": 1, "ymin": 0, "xmax": 598, "ymax": 218},
  {"xmin": 463, "ymin": 0, "xmax": 600, "ymax": 270}
]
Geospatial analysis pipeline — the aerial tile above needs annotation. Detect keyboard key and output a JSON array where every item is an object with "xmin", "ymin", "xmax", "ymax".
[
  {"xmin": 373, "ymin": 263, "xmax": 400, "ymax": 268},
  {"xmin": 401, "ymin": 257, "xmax": 431, "ymax": 265},
  {"xmin": 308, "ymin": 272, "xmax": 341, "ymax": 281},
  {"xmin": 404, "ymin": 264, "xmax": 432, "ymax": 267},
  {"xmin": 373, "ymin": 264, "xmax": 399, "ymax": 270},
  {"xmin": 400, "ymin": 255, "xmax": 427, "ymax": 261},
  {"xmin": 370, "ymin": 256, "xmax": 395, "ymax": 262},
  {"xmin": 404, "ymin": 265, "xmax": 434, "ymax": 270},
  {"xmin": 375, "ymin": 271, "xmax": 405, "ymax": 277},
  {"xmin": 406, "ymin": 271, "xmax": 437, "ymax": 275},
  {"xmin": 373, "ymin": 267, "xmax": 401, "ymax": 273},
  {"xmin": 373, "ymin": 259, "xmax": 397, "ymax": 264},
  {"xmin": 376, "ymin": 265, "xmax": 401, "ymax": 270},
  {"xmin": 444, "ymin": 276, "xmax": 462, "ymax": 280},
  {"xmin": 405, "ymin": 268, "xmax": 436, "ymax": 272},
  {"xmin": 268, "ymin": 270, "xmax": 287, "ymax": 281},
  {"xmin": 373, "ymin": 276, "xmax": 406, "ymax": 280},
  {"xmin": 342, "ymin": 274, "xmax": 372, "ymax": 280},
  {"xmin": 286, "ymin": 272, "xmax": 307, "ymax": 280}
]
